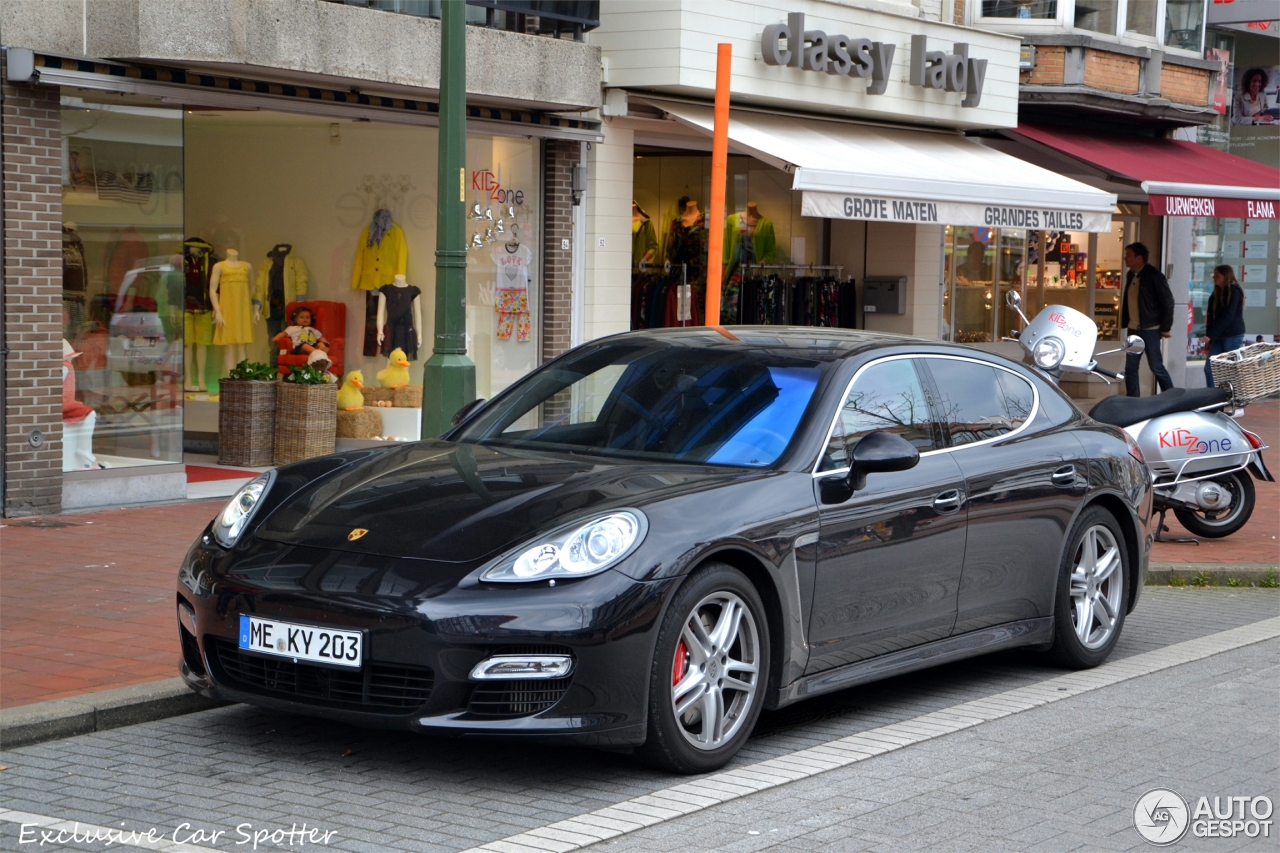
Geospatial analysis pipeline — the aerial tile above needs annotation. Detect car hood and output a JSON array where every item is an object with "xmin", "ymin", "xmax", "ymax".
[{"xmin": 254, "ymin": 440, "xmax": 756, "ymax": 563}]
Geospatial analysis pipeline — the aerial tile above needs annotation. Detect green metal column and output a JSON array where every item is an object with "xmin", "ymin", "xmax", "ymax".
[{"xmin": 422, "ymin": 0, "xmax": 475, "ymax": 437}]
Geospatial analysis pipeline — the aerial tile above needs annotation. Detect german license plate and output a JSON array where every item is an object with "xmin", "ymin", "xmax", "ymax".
[{"xmin": 238, "ymin": 615, "xmax": 362, "ymax": 669}]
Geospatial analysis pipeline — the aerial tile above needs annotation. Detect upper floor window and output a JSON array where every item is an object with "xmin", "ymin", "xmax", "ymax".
[
  {"xmin": 1164, "ymin": 0, "xmax": 1205, "ymax": 51},
  {"xmin": 981, "ymin": 0, "xmax": 1058, "ymax": 19},
  {"xmin": 1125, "ymin": 0, "xmax": 1157, "ymax": 37},
  {"xmin": 1075, "ymin": 0, "xmax": 1119, "ymax": 35}
]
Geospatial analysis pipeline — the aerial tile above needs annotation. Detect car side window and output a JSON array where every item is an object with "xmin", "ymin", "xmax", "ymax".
[
  {"xmin": 925, "ymin": 358, "xmax": 1034, "ymax": 446},
  {"xmin": 819, "ymin": 359, "xmax": 938, "ymax": 471}
]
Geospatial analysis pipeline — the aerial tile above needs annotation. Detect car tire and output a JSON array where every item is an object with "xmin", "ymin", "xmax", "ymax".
[
  {"xmin": 637, "ymin": 562, "xmax": 770, "ymax": 774},
  {"xmin": 1048, "ymin": 506, "xmax": 1128, "ymax": 669},
  {"xmin": 1172, "ymin": 472, "xmax": 1255, "ymax": 538}
]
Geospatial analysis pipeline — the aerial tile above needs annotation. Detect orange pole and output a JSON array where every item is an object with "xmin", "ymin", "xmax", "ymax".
[{"xmin": 704, "ymin": 42, "xmax": 732, "ymax": 327}]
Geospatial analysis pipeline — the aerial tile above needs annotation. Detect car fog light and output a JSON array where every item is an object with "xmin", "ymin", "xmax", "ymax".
[
  {"xmin": 178, "ymin": 601, "xmax": 197, "ymax": 636},
  {"xmin": 1033, "ymin": 336, "xmax": 1066, "ymax": 370},
  {"xmin": 469, "ymin": 655, "xmax": 574, "ymax": 681}
]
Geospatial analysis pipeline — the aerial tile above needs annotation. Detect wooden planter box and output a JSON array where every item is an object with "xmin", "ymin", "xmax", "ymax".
[
  {"xmin": 218, "ymin": 379, "xmax": 277, "ymax": 466},
  {"xmin": 274, "ymin": 382, "xmax": 338, "ymax": 465}
]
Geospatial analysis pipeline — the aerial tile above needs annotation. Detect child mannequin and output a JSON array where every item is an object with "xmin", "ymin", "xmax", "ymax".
[
  {"xmin": 210, "ymin": 249, "xmax": 259, "ymax": 372},
  {"xmin": 273, "ymin": 306, "xmax": 330, "ymax": 356}
]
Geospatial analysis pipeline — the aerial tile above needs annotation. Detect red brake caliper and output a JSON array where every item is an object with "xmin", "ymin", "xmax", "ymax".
[{"xmin": 673, "ymin": 638, "xmax": 688, "ymax": 686}]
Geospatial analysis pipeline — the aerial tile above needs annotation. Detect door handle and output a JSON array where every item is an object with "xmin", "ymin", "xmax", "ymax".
[
  {"xmin": 1052, "ymin": 464, "xmax": 1076, "ymax": 487},
  {"xmin": 933, "ymin": 489, "xmax": 963, "ymax": 514}
]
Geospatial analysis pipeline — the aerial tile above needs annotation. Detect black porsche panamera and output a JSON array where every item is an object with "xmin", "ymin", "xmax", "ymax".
[{"xmin": 177, "ymin": 327, "xmax": 1152, "ymax": 772}]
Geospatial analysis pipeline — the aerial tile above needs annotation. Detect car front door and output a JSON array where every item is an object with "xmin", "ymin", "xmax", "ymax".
[
  {"xmin": 917, "ymin": 356, "xmax": 1089, "ymax": 634},
  {"xmin": 806, "ymin": 357, "xmax": 967, "ymax": 674}
]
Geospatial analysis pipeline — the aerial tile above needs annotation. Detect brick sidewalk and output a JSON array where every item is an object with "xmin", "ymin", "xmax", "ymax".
[{"xmin": 0, "ymin": 403, "xmax": 1275, "ymax": 711}]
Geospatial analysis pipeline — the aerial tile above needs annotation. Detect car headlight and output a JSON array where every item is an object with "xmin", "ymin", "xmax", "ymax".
[
  {"xmin": 482, "ymin": 510, "xmax": 647, "ymax": 583},
  {"xmin": 212, "ymin": 472, "xmax": 273, "ymax": 548},
  {"xmin": 1033, "ymin": 336, "xmax": 1066, "ymax": 370}
]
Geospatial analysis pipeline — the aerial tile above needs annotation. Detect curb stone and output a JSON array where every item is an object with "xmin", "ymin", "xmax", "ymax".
[
  {"xmin": 1146, "ymin": 563, "xmax": 1278, "ymax": 587},
  {"xmin": 0, "ymin": 678, "xmax": 228, "ymax": 750}
]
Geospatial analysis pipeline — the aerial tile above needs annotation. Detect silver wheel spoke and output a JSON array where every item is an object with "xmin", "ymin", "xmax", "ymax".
[
  {"xmin": 698, "ymin": 688, "xmax": 721, "ymax": 745},
  {"xmin": 1095, "ymin": 547, "xmax": 1120, "ymax": 583},
  {"xmin": 709, "ymin": 599, "xmax": 742, "ymax": 653},
  {"xmin": 721, "ymin": 675, "xmax": 755, "ymax": 695},
  {"xmin": 674, "ymin": 678, "xmax": 705, "ymax": 717},
  {"xmin": 682, "ymin": 620, "xmax": 712, "ymax": 662},
  {"xmin": 1074, "ymin": 597, "xmax": 1093, "ymax": 642},
  {"xmin": 724, "ymin": 656, "xmax": 757, "ymax": 677}
]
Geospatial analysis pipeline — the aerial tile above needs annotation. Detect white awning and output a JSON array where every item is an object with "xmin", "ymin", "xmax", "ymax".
[{"xmin": 642, "ymin": 98, "xmax": 1118, "ymax": 232}]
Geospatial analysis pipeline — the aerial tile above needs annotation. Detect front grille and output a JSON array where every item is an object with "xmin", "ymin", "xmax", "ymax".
[
  {"xmin": 207, "ymin": 637, "xmax": 433, "ymax": 713},
  {"xmin": 467, "ymin": 644, "xmax": 573, "ymax": 718}
]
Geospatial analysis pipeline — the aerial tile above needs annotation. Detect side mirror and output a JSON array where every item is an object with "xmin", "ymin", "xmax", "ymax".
[
  {"xmin": 848, "ymin": 430, "xmax": 920, "ymax": 491},
  {"xmin": 449, "ymin": 397, "xmax": 488, "ymax": 428},
  {"xmin": 1005, "ymin": 290, "xmax": 1022, "ymax": 310},
  {"xmin": 1124, "ymin": 335, "xmax": 1146, "ymax": 356}
]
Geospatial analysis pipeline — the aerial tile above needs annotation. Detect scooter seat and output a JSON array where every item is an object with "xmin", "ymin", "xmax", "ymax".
[{"xmin": 1088, "ymin": 387, "xmax": 1231, "ymax": 428}]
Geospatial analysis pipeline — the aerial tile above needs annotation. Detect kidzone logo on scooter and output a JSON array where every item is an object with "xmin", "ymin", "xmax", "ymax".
[
  {"xmin": 1048, "ymin": 312, "xmax": 1083, "ymax": 338},
  {"xmin": 1159, "ymin": 428, "xmax": 1233, "ymax": 454}
]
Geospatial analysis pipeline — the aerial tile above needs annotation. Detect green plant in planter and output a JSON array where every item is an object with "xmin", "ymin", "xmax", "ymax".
[
  {"xmin": 285, "ymin": 364, "xmax": 331, "ymax": 385},
  {"xmin": 227, "ymin": 360, "xmax": 277, "ymax": 382}
]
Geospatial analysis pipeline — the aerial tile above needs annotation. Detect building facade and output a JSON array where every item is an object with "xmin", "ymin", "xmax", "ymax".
[{"xmin": 1, "ymin": 0, "xmax": 602, "ymax": 516}]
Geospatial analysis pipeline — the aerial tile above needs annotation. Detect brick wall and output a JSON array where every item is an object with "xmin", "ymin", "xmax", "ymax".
[
  {"xmin": 2, "ymin": 69, "xmax": 63, "ymax": 517},
  {"xmin": 541, "ymin": 138, "xmax": 577, "ymax": 365},
  {"xmin": 1082, "ymin": 50, "xmax": 1141, "ymax": 94},
  {"xmin": 1163, "ymin": 63, "xmax": 1212, "ymax": 106},
  {"xmin": 953, "ymin": 0, "xmax": 965, "ymax": 25},
  {"xmin": 1020, "ymin": 45, "xmax": 1066, "ymax": 86}
]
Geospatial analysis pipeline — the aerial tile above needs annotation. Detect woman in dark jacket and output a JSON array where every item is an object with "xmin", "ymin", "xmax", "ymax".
[{"xmin": 1200, "ymin": 264, "xmax": 1246, "ymax": 387}]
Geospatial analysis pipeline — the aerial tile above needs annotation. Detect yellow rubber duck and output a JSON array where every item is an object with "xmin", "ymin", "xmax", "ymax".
[
  {"xmin": 377, "ymin": 348, "xmax": 411, "ymax": 389},
  {"xmin": 337, "ymin": 370, "xmax": 365, "ymax": 410}
]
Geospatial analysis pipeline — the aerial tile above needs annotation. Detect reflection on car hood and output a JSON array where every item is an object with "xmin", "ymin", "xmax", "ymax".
[{"xmin": 254, "ymin": 440, "xmax": 753, "ymax": 562}]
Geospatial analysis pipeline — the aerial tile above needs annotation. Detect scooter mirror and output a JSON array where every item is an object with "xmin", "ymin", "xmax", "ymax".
[
  {"xmin": 1124, "ymin": 334, "xmax": 1146, "ymax": 356},
  {"xmin": 1006, "ymin": 290, "xmax": 1022, "ymax": 310}
]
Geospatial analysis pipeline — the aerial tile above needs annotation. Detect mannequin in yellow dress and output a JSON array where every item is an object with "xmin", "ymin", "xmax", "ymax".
[{"xmin": 210, "ymin": 249, "xmax": 259, "ymax": 373}]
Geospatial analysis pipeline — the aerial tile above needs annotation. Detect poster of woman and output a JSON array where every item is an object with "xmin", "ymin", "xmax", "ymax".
[{"xmin": 1233, "ymin": 66, "xmax": 1279, "ymax": 125}]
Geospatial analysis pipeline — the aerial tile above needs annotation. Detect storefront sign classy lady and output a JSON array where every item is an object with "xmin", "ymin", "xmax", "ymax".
[{"xmin": 760, "ymin": 14, "xmax": 988, "ymax": 107}]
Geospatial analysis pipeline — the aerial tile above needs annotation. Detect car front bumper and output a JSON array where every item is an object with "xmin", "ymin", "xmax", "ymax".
[{"xmin": 177, "ymin": 537, "xmax": 676, "ymax": 746}]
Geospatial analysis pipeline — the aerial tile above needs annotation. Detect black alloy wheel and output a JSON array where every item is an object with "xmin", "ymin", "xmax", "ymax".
[{"xmin": 638, "ymin": 562, "xmax": 770, "ymax": 774}]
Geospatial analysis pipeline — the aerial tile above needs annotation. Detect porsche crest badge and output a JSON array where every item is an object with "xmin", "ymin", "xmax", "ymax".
[{"xmin": 347, "ymin": 528, "xmax": 369, "ymax": 541}]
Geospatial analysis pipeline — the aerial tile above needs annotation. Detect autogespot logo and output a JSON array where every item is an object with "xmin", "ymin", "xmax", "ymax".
[{"xmin": 1135, "ymin": 788, "xmax": 1190, "ymax": 845}]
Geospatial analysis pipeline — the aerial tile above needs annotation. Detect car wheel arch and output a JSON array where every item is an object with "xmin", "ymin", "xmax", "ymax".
[{"xmin": 669, "ymin": 546, "xmax": 790, "ymax": 707}]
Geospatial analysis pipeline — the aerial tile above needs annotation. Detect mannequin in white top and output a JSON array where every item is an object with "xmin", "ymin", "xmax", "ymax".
[
  {"xmin": 209, "ymin": 249, "xmax": 260, "ymax": 372},
  {"xmin": 376, "ymin": 274, "xmax": 424, "ymax": 359}
]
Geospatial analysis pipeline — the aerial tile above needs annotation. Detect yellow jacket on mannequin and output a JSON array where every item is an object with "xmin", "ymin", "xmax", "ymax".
[
  {"xmin": 255, "ymin": 252, "xmax": 308, "ymax": 320},
  {"xmin": 352, "ymin": 223, "xmax": 408, "ymax": 291}
]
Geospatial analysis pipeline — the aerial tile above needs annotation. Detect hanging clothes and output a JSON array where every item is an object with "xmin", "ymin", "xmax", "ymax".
[
  {"xmin": 379, "ymin": 283, "xmax": 422, "ymax": 359},
  {"xmin": 183, "ymin": 238, "xmax": 216, "ymax": 347},
  {"xmin": 256, "ymin": 244, "xmax": 308, "ymax": 339},
  {"xmin": 493, "ymin": 242, "xmax": 533, "ymax": 343},
  {"xmin": 666, "ymin": 218, "xmax": 708, "ymax": 287},
  {"xmin": 353, "ymin": 212, "xmax": 408, "ymax": 355}
]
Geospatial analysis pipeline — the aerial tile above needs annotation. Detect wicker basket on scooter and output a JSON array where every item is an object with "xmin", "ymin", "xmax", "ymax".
[{"xmin": 1210, "ymin": 342, "xmax": 1280, "ymax": 402}]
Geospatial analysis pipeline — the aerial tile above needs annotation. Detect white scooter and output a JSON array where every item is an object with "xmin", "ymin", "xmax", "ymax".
[{"xmin": 1005, "ymin": 291, "xmax": 1273, "ymax": 541}]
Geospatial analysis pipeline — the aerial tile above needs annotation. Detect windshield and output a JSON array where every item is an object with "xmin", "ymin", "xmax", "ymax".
[{"xmin": 454, "ymin": 341, "xmax": 824, "ymax": 467}]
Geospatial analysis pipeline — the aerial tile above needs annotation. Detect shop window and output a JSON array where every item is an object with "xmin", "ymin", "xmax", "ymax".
[
  {"xmin": 980, "ymin": 0, "xmax": 1058, "ymax": 18},
  {"xmin": 1124, "ymin": 0, "xmax": 1157, "ymax": 37},
  {"xmin": 61, "ymin": 96, "xmax": 185, "ymax": 472},
  {"xmin": 631, "ymin": 152, "xmax": 835, "ymax": 330},
  {"xmin": 1163, "ymin": 0, "xmax": 1205, "ymax": 51},
  {"xmin": 820, "ymin": 359, "xmax": 938, "ymax": 471},
  {"xmin": 995, "ymin": 229, "xmax": 1027, "ymax": 342},
  {"xmin": 1190, "ymin": 217, "xmax": 1279, "ymax": 358},
  {"xmin": 1074, "ymin": 0, "xmax": 1119, "ymax": 35},
  {"xmin": 946, "ymin": 226, "xmax": 996, "ymax": 343}
]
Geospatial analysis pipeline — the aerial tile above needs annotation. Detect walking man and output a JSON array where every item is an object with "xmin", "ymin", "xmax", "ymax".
[{"xmin": 1120, "ymin": 242, "xmax": 1174, "ymax": 397}]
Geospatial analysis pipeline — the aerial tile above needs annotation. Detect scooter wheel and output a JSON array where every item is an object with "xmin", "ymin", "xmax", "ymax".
[{"xmin": 1172, "ymin": 472, "xmax": 1255, "ymax": 538}]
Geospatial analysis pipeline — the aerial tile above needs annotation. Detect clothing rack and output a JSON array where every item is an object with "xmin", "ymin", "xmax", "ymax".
[
  {"xmin": 744, "ymin": 263, "xmax": 844, "ymax": 277},
  {"xmin": 739, "ymin": 265, "xmax": 855, "ymax": 328}
]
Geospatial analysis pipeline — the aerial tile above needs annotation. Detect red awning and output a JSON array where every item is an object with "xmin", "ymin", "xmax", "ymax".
[{"xmin": 1011, "ymin": 124, "xmax": 1280, "ymax": 219}]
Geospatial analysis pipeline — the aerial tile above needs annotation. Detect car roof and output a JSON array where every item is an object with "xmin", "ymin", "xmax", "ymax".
[{"xmin": 600, "ymin": 326, "xmax": 933, "ymax": 363}]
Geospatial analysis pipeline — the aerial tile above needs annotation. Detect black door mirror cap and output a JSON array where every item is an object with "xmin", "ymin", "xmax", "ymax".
[{"xmin": 848, "ymin": 430, "xmax": 921, "ymax": 491}]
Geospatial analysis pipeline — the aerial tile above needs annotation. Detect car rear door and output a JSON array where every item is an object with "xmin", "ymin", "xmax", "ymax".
[
  {"xmin": 806, "ymin": 357, "xmax": 967, "ymax": 674},
  {"xmin": 916, "ymin": 356, "xmax": 1088, "ymax": 635}
]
